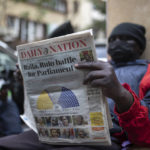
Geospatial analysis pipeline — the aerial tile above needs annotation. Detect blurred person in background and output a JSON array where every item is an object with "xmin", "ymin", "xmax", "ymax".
[
  {"xmin": 0, "ymin": 83, "xmax": 22, "ymax": 137},
  {"xmin": 1, "ymin": 67, "xmax": 24, "ymax": 115},
  {"xmin": 11, "ymin": 70, "xmax": 24, "ymax": 115},
  {"xmin": 48, "ymin": 21, "xmax": 74, "ymax": 39}
]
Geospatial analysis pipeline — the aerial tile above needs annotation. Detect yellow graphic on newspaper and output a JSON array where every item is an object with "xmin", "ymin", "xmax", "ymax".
[
  {"xmin": 90, "ymin": 112, "xmax": 104, "ymax": 126},
  {"xmin": 37, "ymin": 91, "xmax": 53, "ymax": 110}
]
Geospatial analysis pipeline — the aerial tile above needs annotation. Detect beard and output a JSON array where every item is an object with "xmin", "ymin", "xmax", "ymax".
[{"xmin": 108, "ymin": 41, "xmax": 139, "ymax": 63}]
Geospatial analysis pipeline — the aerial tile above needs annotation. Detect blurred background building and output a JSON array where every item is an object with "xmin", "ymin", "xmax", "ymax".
[
  {"xmin": 0, "ymin": 0, "xmax": 107, "ymax": 131},
  {"xmin": 0, "ymin": 0, "xmax": 106, "ymax": 49},
  {"xmin": 0, "ymin": 0, "xmax": 107, "ymax": 85}
]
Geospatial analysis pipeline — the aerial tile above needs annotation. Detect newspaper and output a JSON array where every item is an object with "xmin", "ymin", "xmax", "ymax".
[{"xmin": 17, "ymin": 30, "xmax": 112, "ymax": 145}]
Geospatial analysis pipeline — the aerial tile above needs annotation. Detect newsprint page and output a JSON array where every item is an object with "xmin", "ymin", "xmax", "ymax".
[{"xmin": 17, "ymin": 30, "xmax": 112, "ymax": 145}]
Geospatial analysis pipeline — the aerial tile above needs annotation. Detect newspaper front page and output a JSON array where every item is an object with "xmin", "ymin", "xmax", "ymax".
[{"xmin": 17, "ymin": 30, "xmax": 111, "ymax": 145}]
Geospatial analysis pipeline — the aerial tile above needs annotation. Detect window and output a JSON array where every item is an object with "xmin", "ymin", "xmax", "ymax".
[
  {"xmin": 27, "ymin": 0, "xmax": 67, "ymax": 13},
  {"xmin": 73, "ymin": 1, "xmax": 79, "ymax": 14},
  {"xmin": 7, "ymin": 16, "xmax": 47, "ymax": 42}
]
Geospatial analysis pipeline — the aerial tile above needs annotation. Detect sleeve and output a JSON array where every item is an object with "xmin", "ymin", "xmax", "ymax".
[
  {"xmin": 114, "ymin": 83, "xmax": 150, "ymax": 147},
  {"xmin": 139, "ymin": 64, "xmax": 150, "ymax": 100}
]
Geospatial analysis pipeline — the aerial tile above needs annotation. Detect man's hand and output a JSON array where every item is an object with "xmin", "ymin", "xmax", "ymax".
[
  {"xmin": 75, "ymin": 61, "xmax": 133, "ymax": 113},
  {"xmin": 75, "ymin": 61, "xmax": 121, "ymax": 99}
]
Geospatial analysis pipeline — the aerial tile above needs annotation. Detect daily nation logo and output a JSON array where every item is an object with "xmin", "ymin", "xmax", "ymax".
[{"xmin": 20, "ymin": 39, "xmax": 88, "ymax": 60}]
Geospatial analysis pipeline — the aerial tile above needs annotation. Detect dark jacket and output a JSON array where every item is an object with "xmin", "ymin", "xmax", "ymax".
[{"xmin": 0, "ymin": 99, "xmax": 22, "ymax": 136}]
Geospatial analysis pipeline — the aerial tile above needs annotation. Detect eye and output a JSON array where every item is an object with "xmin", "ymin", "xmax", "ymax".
[
  {"xmin": 126, "ymin": 40, "xmax": 136, "ymax": 44},
  {"xmin": 109, "ymin": 37, "xmax": 115, "ymax": 42}
]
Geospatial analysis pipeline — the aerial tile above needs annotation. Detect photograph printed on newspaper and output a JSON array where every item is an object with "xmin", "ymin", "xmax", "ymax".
[{"xmin": 17, "ymin": 30, "xmax": 111, "ymax": 145}]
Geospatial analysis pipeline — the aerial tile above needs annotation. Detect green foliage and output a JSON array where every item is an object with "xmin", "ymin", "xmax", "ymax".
[
  {"xmin": 12, "ymin": 0, "xmax": 56, "ymax": 7},
  {"xmin": 91, "ymin": 0, "xmax": 106, "ymax": 14},
  {"xmin": 86, "ymin": 20, "xmax": 106, "ymax": 38},
  {"xmin": 12, "ymin": 0, "xmax": 49, "ymax": 21},
  {"xmin": 88, "ymin": 0, "xmax": 106, "ymax": 38},
  {"xmin": 36, "ymin": 9, "xmax": 47, "ymax": 22},
  {"xmin": 20, "ymin": 11, "xmax": 30, "ymax": 19},
  {"xmin": 13, "ymin": 0, "xmax": 28, "ymax": 3},
  {"xmin": 93, "ymin": 19, "xmax": 105, "ymax": 32}
]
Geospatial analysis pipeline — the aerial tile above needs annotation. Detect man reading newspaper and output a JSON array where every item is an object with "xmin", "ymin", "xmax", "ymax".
[
  {"xmin": 16, "ymin": 27, "xmax": 112, "ymax": 145},
  {"xmin": 0, "ymin": 22, "xmax": 150, "ymax": 150}
]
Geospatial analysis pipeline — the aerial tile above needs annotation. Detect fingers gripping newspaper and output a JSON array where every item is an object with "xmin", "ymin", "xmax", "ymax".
[{"xmin": 17, "ymin": 30, "xmax": 112, "ymax": 145}]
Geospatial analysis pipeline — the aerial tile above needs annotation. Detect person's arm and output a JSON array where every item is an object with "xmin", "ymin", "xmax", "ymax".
[
  {"xmin": 75, "ymin": 61, "xmax": 150, "ymax": 146},
  {"xmin": 117, "ymin": 63, "xmax": 150, "ymax": 146},
  {"xmin": 115, "ymin": 83, "xmax": 150, "ymax": 146},
  {"xmin": 75, "ymin": 61, "xmax": 133, "ymax": 113}
]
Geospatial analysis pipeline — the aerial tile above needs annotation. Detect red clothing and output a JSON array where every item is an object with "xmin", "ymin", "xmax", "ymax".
[
  {"xmin": 115, "ymin": 83, "xmax": 150, "ymax": 147},
  {"xmin": 139, "ymin": 64, "xmax": 150, "ymax": 100}
]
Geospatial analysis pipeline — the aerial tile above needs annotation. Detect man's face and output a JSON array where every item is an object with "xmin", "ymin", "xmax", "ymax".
[
  {"xmin": 78, "ymin": 130, "xmax": 85, "ymax": 138},
  {"xmin": 62, "ymin": 117, "xmax": 69, "ymax": 126},
  {"xmin": 76, "ymin": 116, "xmax": 83, "ymax": 125},
  {"xmin": 108, "ymin": 35, "xmax": 141, "ymax": 63},
  {"xmin": 51, "ymin": 117, "xmax": 58, "ymax": 126},
  {"xmin": 51, "ymin": 129, "xmax": 59, "ymax": 137}
]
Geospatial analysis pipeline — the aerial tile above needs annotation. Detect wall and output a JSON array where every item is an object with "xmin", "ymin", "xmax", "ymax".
[{"xmin": 107, "ymin": 0, "xmax": 150, "ymax": 59}]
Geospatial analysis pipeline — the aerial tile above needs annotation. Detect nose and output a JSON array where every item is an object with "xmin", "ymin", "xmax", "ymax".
[{"xmin": 115, "ymin": 37, "xmax": 121, "ymax": 42}]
